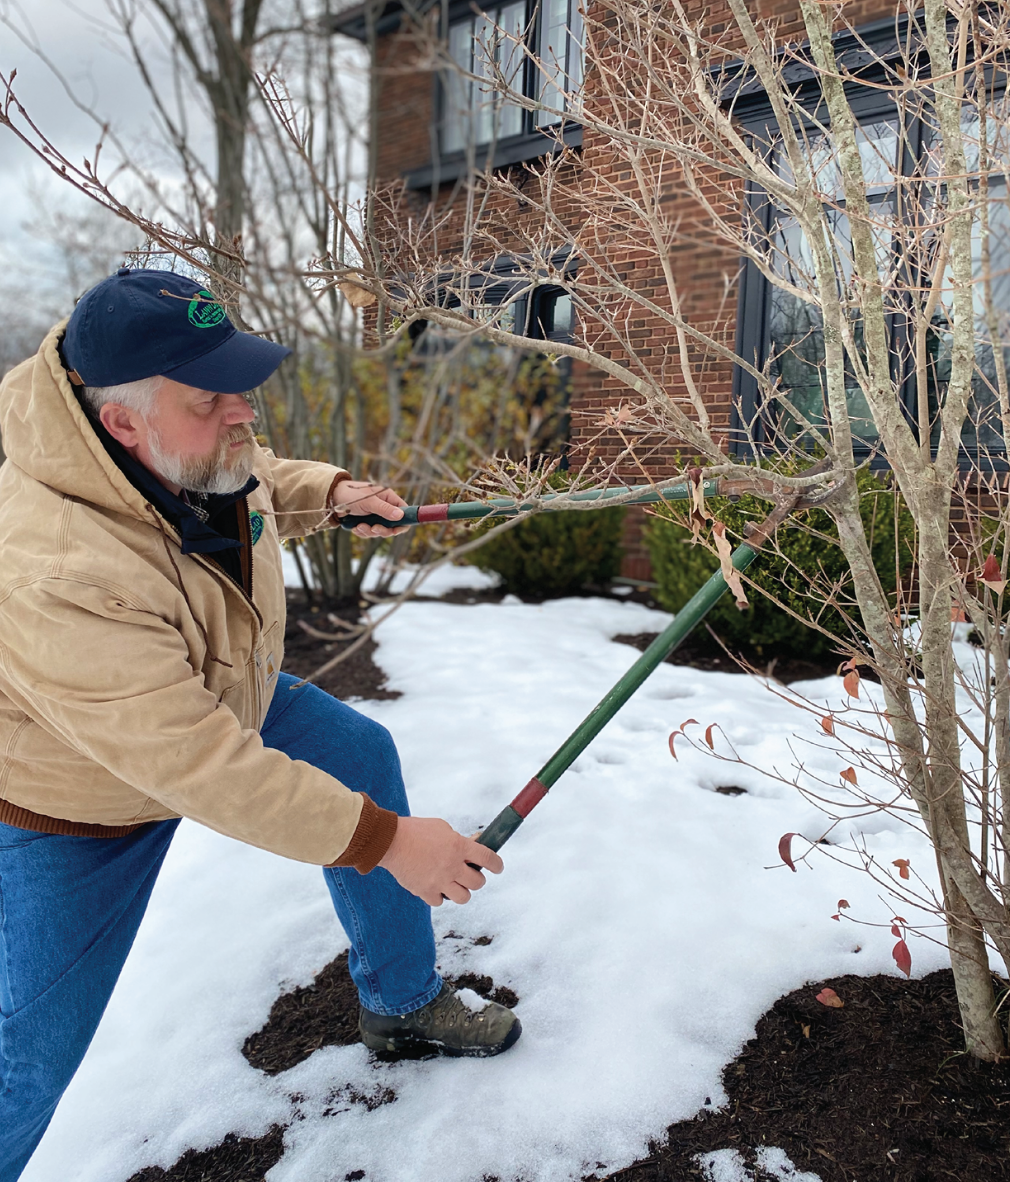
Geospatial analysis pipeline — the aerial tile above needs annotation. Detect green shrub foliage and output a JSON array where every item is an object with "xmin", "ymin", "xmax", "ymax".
[
  {"xmin": 644, "ymin": 470, "xmax": 915, "ymax": 659},
  {"xmin": 472, "ymin": 505, "xmax": 625, "ymax": 597}
]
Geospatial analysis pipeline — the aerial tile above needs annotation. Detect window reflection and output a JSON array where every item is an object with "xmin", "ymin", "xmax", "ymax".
[
  {"xmin": 536, "ymin": 0, "xmax": 584, "ymax": 126},
  {"xmin": 444, "ymin": 2, "xmax": 526, "ymax": 152},
  {"xmin": 928, "ymin": 191, "xmax": 1010, "ymax": 452},
  {"xmin": 768, "ymin": 122, "xmax": 899, "ymax": 445}
]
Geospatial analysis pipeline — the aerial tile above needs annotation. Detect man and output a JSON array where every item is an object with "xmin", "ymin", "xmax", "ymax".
[{"xmin": 0, "ymin": 269, "xmax": 520, "ymax": 1182}]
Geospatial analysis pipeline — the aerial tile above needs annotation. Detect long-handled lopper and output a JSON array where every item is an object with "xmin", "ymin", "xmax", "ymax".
[
  {"xmin": 339, "ymin": 465, "xmax": 839, "ymax": 854},
  {"xmin": 337, "ymin": 474, "xmax": 789, "ymax": 532}
]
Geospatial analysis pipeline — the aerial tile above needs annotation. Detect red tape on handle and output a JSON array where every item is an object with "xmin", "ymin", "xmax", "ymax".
[
  {"xmin": 417, "ymin": 504, "xmax": 450, "ymax": 524},
  {"xmin": 511, "ymin": 777, "xmax": 549, "ymax": 818}
]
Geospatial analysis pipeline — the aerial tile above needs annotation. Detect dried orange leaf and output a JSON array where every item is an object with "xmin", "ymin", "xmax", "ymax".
[
  {"xmin": 668, "ymin": 720, "xmax": 698, "ymax": 760},
  {"xmin": 704, "ymin": 724, "xmax": 716, "ymax": 750},
  {"xmin": 686, "ymin": 468, "xmax": 712, "ymax": 543},
  {"xmin": 338, "ymin": 278, "xmax": 377, "ymax": 308},
  {"xmin": 778, "ymin": 832, "xmax": 798, "ymax": 872},
  {"xmin": 689, "ymin": 507, "xmax": 707, "ymax": 543},
  {"xmin": 892, "ymin": 858, "xmax": 910, "ymax": 880},
  {"xmin": 843, "ymin": 669, "xmax": 860, "ymax": 698},
  {"xmin": 982, "ymin": 554, "xmax": 1007, "ymax": 594},
  {"xmin": 690, "ymin": 467, "xmax": 711, "ymax": 515},
  {"xmin": 816, "ymin": 987, "xmax": 844, "ymax": 1008},
  {"xmin": 892, "ymin": 938, "xmax": 912, "ymax": 977},
  {"xmin": 838, "ymin": 899, "xmax": 850, "ymax": 909},
  {"xmin": 713, "ymin": 520, "xmax": 749, "ymax": 610},
  {"xmin": 820, "ymin": 714, "xmax": 835, "ymax": 735},
  {"xmin": 840, "ymin": 767, "xmax": 858, "ymax": 786}
]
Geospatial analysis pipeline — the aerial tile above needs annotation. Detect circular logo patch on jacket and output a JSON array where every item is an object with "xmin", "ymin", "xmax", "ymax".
[
  {"xmin": 188, "ymin": 290, "xmax": 226, "ymax": 328},
  {"xmin": 249, "ymin": 510, "xmax": 265, "ymax": 545}
]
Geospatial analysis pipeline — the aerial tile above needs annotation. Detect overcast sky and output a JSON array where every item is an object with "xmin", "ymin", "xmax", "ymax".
[
  {"xmin": 0, "ymin": 0, "xmax": 368, "ymax": 363},
  {"xmin": 0, "ymin": 0, "xmax": 175, "ymax": 242},
  {"xmin": 0, "ymin": 1, "xmax": 367, "ymax": 242}
]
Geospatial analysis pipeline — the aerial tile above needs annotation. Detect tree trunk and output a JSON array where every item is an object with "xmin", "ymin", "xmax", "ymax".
[
  {"xmin": 918, "ymin": 487, "xmax": 1006, "ymax": 1059},
  {"xmin": 205, "ymin": 0, "xmax": 264, "ymax": 291},
  {"xmin": 212, "ymin": 94, "xmax": 248, "ymax": 281},
  {"xmin": 833, "ymin": 479, "xmax": 1006, "ymax": 1058},
  {"xmin": 943, "ymin": 872, "xmax": 1005, "ymax": 1059}
]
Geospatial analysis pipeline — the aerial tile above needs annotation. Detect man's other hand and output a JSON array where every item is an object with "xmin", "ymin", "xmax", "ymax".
[
  {"xmin": 377, "ymin": 816, "xmax": 505, "ymax": 906},
  {"xmin": 331, "ymin": 480, "xmax": 409, "ymax": 538}
]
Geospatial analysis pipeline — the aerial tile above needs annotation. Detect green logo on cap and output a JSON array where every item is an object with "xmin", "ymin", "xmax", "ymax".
[{"xmin": 187, "ymin": 290, "xmax": 226, "ymax": 328}]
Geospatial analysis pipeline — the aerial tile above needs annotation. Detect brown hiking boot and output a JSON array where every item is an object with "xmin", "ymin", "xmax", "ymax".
[{"xmin": 358, "ymin": 983, "xmax": 522, "ymax": 1058}]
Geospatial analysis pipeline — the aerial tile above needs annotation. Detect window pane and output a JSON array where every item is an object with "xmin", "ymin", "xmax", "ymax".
[
  {"xmin": 497, "ymin": 1, "xmax": 526, "ymax": 141},
  {"xmin": 550, "ymin": 293, "xmax": 573, "ymax": 334},
  {"xmin": 473, "ymin": 12, "xmax": 497, "ymax": 146},
  {"xmin": 444, "ymin": 20, "xmax": 474, "ymax": 153},
  {"xmin": 568, "ymin": 1, "xmax": 583, "ymax": 93},
  {"xmin": 472, "ymin": 300, "xmax": 518, "ymax": 332},
  {"xmin": 937, "ymin": 101, "xmax": 1010, "ymax": 177},
  {"xmin": 928, "ymin": 188, "xmax": 1010, "ymax": 453},
  {"xmin": 449, "ymin": 4, "xmax": 526, "ymax": 150},
  {"xmin": 769, "ymin": 291, "xmax": 879, "ymax": 444},
  {"xmin": 777, "ymin": 121, "xmax": 899, "ymax": 199},
  {"xmin": 768, "ymin": 207, "xmax": 888, "ymax": 444},
  {"xmin": 537, "ymin": 0, "xmax": 583, "ymax": 127},
  {"xmin": 768, "ymin": 127, "xmax": 899, "ymax": 446}
]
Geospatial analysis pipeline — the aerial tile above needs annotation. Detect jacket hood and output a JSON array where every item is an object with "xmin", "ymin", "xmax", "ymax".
[{"xmin": 0, "ymin": 322, "xmax": 153, "ymax": 521}]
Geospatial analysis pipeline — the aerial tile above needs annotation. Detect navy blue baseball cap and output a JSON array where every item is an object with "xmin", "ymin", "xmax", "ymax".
[{"xmin": 64, "ymin": 268, "xmax": 291, "ymax": 393}]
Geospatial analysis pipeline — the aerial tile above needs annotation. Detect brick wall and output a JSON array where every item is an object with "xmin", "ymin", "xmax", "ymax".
[
  {"xmin": 374, "ymin": 29, "xmax": 434, "ymax": 179},
  {"xmin": 366, "ymin": 0, "xmax": 905, "ymax": 579}
]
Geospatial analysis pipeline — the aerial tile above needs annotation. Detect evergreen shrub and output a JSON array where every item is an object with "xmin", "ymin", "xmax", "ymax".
[
  {"xmin": 471, "ymin": 505, "xmax": 625, "ymax": 597},
  {"xmin": 644, "ymin": 469, "xmax": 915, "ymax": 660}
]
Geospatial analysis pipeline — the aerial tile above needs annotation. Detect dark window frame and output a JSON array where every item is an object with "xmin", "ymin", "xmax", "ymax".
[
  {"xmin": 411, "ymin": 250, "xmax": 578, "ymax": 456},
  {"xmin": 404, "ymin": 0, "xmax": 583, "ymax": 190},
  {"xmin": 415, "ymin": 248, "xmax": 578, "ymax": 333},
  {"xmin": 728, "ymin": 13, "xmax": 1009, "ymax": 469}
]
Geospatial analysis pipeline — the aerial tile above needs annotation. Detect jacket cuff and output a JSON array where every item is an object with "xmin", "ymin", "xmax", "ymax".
[
  {"xmin": 323, "ymin": 471, "xmax": 355, "ymax": 527},
  {"xmin": 328, "ymin": 793, "xmax": 398, "ymax": 873}
]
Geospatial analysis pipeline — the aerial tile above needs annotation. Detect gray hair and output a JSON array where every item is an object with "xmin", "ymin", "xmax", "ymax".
[{"xmin": 80, "ymin": 375, "xmax": 164, "ymax": 420}]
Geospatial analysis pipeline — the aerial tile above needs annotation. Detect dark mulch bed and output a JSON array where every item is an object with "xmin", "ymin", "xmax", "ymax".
[
  {"xmin": 126, "ymin": 1126, "xmax": 286, "ymax": 1182},
  {"xmin": 282, "ymin": 589, "xmax": 401, "ymax": 700},
  {"xmin": 597, "ymin": 970, "xmax": 1010, "ymax": 1182},
  {"xmin": 128, "ymin": 967, "xmax": 1010, "ymax": 1182},
  {"xmin": 129, "ymin": 949, "xmax": 520, "ymax": 1181},
  {"xmin": 284, "ymin": 578, "xmax": 843, "ymax": 692},
  {"xmin": 242, "ymin": 951, "xmax": 361, "ymax": 1075},
  {"xmin": 242, "ymin": 948, "xmax": 520, "ymax": 1076},
  {"xmin": 447, "ymin": 971, "xmax": 519, "ymax": 1011},
  {"xmin": 613, "ymin": 628, "xmax": 841, "ymax": 684}
]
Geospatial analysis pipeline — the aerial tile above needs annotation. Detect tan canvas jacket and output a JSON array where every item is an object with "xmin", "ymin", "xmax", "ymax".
[{"xmin": 0, "ymin": 325, "xmax": 396, "ymax": 869}]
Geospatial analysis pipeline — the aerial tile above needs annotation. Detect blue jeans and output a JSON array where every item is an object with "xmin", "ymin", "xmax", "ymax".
[{"xmin": 0, "ymin": 673, "xmax": 440, "ymax": 1182}]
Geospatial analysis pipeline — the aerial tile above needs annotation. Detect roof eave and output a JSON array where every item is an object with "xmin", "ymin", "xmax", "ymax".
[{"xmin": 323, "ymin": 0, "xmax": 406, "ymax": 42}]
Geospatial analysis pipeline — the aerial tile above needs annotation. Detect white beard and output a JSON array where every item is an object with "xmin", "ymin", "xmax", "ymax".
[{"xmin": 147, "ymin": 422, "xmax": 257, "ymax": 495}]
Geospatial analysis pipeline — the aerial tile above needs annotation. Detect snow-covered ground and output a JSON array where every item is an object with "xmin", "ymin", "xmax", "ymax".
[{"xmin": 22, "ymin": 569, "xmax": 952, "ymax": 1182}]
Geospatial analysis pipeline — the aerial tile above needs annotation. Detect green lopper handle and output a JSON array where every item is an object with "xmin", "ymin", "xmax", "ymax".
[
  {"xmin": 337, "ymin": 480, "xmax": 721, "ymax": 531},
  {"xmin": 475, "ymin": 542, "xmax": 760, "ymax": 854}
]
